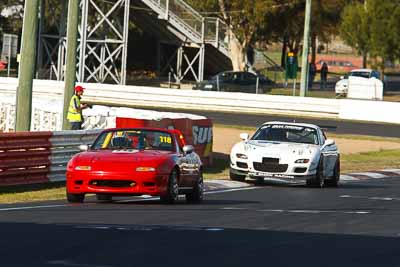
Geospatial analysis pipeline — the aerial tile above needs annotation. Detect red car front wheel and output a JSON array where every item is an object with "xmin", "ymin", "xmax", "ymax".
[
  {"xmin": 67, "ymin": 192, "xmax": 85, "ymax": 203},
  {"xmin": 160, "ymin": 169, "xmax": 179, "ymax": 204}
]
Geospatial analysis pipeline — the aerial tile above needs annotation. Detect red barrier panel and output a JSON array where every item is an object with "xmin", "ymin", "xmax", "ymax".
[
  {"xmin": 116, "ymin": 118, "xmax": 146, "ymax": 128},
  {"xmin": 0, "ymin": 132, "xmax": 52, "ymax": 186},
  {"xmin": 116, "ymin": 117, "xmax": 213, "ymax": 165},
  {"xmin": 190, "ymin": 119, "xmax": 213, "ymax": 166}
]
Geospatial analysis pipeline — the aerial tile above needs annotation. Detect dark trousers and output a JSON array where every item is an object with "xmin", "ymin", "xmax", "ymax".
[
  {"xmin": 71, "ymin": 121, "xmax": 82, "ymax": 130},
  {"xmin": 308, "ymin": 75, "xmax": 315, "ymax": 88},
  {"xmin": 320, "ymin": 79, "xmax": 327, "ymax": 90}
]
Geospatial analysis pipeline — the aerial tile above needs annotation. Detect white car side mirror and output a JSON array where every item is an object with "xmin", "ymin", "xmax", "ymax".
[
  {"xmin": 79, "ymin": 144, "xmax": 89, "ymax": 151},
  {"xmin": 324, "ymin": 139, "xmax": 335, "ymax": 147},
  {"xmin": 240, "ymin": 133, "xmax": 249, "ymax": 141},
  {"xmin": 340, "ymin": 76, "xmax": 344, "ymax": 80}
]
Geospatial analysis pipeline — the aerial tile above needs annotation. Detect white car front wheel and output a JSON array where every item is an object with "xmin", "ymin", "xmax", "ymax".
[
  {"xmin": 306, "ymin": 160, "xmax": 325, "ymax": 188},
  {"xmin": 229, "ymin": 170, "xmax": 246, "ymax": 182}
]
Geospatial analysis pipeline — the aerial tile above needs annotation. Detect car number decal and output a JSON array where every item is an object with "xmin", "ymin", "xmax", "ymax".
[
  {"xmin": 112, "ymin": 149, "xmax": 139, "ymax": 153},
  {"xmin": 159, "ymin": 136, "xmax": 172, "ymax": 144}
]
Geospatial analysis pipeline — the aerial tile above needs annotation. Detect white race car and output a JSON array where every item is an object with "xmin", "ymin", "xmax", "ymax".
[{"xmin": 230, "ymin": 121, "xmax": 340, "ymax": 187}]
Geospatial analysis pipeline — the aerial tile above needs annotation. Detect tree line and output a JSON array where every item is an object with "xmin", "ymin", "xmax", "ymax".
[
  {"xmin": 1, "ymin": 0, "xmax": 399, "ymax": 73},
  {"xmin": 187, "ymin": 0, "xmax": 400, "ymax": 73}
]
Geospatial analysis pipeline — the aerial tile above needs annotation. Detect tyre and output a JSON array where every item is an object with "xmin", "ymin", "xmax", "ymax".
[
  {"xmin": 96, "ymin": 194, "xmax": 113, "ymax": 201},
  {"xmin": 315, "ymin": 159, "xmax": 325, "ymax": 188},
  {"xmin": 306, "ymin": 179, "xmax": 314, "ymax": 186},
  {"xmin": 186, "ymin": 172, "xmax": 204, "ymax": 203},
  {"xmin": 306, "ymin": 159, "xmax": 324, "ymax": 188},
  {"xmin": 255, "ymin": 177, "xmax": 264, "ymax": 185},
  {"xmin": 160, "ymin": 169, "xmax": 179, "ymax": 204},
  {"xmin": 325, "ymin": 160, "xmax": 340, "ymax": 187},
  {"xmin": 67, "ymin": 192, "xmax": 85, "ymax": 203},
  {"xmin": 229, "ymin": 170, "xmax": 246, "ymax": 182}
]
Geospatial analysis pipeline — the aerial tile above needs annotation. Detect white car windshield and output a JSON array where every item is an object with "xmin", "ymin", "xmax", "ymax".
[
  {"xmin": 251, "ymin": 125, "xmax": 319, "ymax": 145},
  {"xmin": 350, "ymin": 71, "xmax": 371, "ymax": 78}
]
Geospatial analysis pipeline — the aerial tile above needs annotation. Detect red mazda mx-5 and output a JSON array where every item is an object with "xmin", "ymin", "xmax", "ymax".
[{"xmin": 66, "ymin": 128, "xmax": 203, "ymax": 204}]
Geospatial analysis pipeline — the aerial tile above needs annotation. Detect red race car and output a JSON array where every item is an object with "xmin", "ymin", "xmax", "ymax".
[{"xmin": 66, "ymin": 128, "xmax": 203, "ymax": 204}]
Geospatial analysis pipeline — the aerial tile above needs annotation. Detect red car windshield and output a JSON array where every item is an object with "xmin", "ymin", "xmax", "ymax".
[{"xmin": 92, "ymin": 130, "xmax": 175, "ymax": 151}]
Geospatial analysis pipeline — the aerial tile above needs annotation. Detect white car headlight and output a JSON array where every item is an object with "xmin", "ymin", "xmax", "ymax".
[{"xmin": 236, "ymin": 153, "xmax": 248, "ymax": 160}]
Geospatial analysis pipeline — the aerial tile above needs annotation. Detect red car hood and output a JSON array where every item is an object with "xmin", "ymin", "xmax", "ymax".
[{"xmin": 72, "ymin": 150, "xmax": 173, "ymax": 172}]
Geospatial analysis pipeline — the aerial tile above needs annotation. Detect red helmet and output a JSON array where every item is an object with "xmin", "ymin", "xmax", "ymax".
[{"xmin": 74, "ymin": 85, "xmax": 85, "ymax": 92}]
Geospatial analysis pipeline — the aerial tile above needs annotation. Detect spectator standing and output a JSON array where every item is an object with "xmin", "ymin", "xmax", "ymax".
[
  {"xmin": 308, "ymin": 62, "xmax": 316, "ymax": 89},
  {"xmin": 320, "ymin": 62, "xmax": 328, "ymax": 90},
  {"xmin": 67, "ymin": 85, "xmax": 89, "ymax": 130}
]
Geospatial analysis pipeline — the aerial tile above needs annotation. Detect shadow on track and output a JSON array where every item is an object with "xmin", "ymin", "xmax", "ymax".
[
  {"xmin": 244, "ymin": 179, "xmax": 388, "ymax": 190},
  {"xmin": 89, "ymin": 198, "xmax": 261, "ymax": 206},
  {"xmin": 0, "ymin": 222, "xmax": 399, "ymax": 267}
]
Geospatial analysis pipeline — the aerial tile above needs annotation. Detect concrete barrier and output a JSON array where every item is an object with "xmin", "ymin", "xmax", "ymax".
[
  {"xmin": 339, "ymin": 99, "xmax": 400, "ymax": 124},
  {"xmin": 1, "ymin": 77, "xmax": 400, "ymax": 125},
  {"xmin": 0, "ymin": 77, "xmax": 340, "ymax": 118}
]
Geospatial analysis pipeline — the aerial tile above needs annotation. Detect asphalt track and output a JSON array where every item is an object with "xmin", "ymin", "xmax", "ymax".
[
  {"xmin": 134, "ymin": 107, "xmax": 400, "ymax": 138},
  {"xmin": 1, "ymin": 177, "xmax": 400, "ymax": 267}
]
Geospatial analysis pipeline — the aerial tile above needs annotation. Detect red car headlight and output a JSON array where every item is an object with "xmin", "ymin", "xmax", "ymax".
[{"xmin": 75, "ymin": 166, "xmax": 92, "ymax": 171}]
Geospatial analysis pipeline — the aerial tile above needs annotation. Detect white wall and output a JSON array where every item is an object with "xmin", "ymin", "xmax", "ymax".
[
  {"xmin": 339, "ymin": 99, "xmax": 400, "ymax": 124},
  {"xmin": 1, "ymin": 77, "xmax": 400, "ymax": 126}
]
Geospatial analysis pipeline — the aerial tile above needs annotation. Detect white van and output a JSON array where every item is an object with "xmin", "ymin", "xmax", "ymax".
[{"xmin": 335, "ymin": 69, "xmax": 384, "ymax": 100}]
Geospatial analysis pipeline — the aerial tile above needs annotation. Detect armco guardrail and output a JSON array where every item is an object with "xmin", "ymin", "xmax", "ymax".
[
  {"xmin": 0, "ymin": 130, "xmax": 100, "ymax": 186},
  {"xmin": 0, "ymin": 131, "xmax": 52, "ymax": 185},
  {"xmin": 1, "ymin": 77, "xmax": 400, "ymax": 124}
]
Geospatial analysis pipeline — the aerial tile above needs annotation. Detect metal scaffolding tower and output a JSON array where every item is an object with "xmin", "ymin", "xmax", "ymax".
[
  {"xmin": 139, "ymin": 0, "xmax": 229, "ymax": 82},
  {"xmin": 37, "ymin": 0, "xmax": 130, "ymax": 84},
  {"xmin": 37, "ymin": 0, "xmax": 67, "ymax": 81},
  {"xmin": 159, "ymin": 43, "xmax": 205, "ymax": 83},
  {"xmin": 79, "ymin": 0, "xmax": 130, "ymax": 84},
  {"xmin": 37, "ymin": 0, "xmax": 231, "ymax": 84}
]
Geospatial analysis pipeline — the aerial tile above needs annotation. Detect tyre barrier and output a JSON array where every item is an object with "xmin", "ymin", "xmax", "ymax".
[{"xmin": 0, "ymin": 130, "xmax": 100, "ymax": 186}]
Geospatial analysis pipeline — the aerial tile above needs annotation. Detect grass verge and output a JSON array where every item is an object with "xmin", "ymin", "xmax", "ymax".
[
  {"xmin": 341, "ymin": 149, "xmax": 400, "ymax": 173},
  {"xmin": 0, "ymin": 182, "xmax": 66, "ymax": 204}
]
